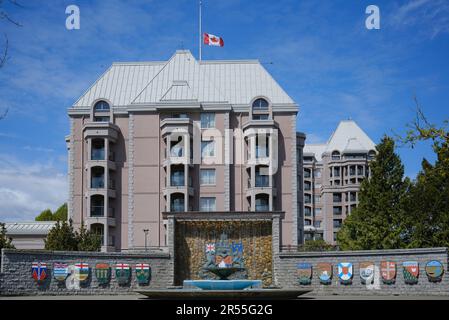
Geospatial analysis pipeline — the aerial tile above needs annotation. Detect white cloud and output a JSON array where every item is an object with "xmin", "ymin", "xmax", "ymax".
[{"xmin": 0, "ymin": 154, "xmax": 67, "ymax": 222}]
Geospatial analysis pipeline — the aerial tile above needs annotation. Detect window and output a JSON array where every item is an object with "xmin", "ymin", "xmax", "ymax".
[
  {"xmin": 304, "ymin": 194, "xmax": 312, "ymax": 204},
  {"xmin": 304, "ymin": 181, "xmax": 311, "ymax": 191},
  {"xmin": 201, "ymin": 140, "xmax": 215, "ymax": 158},
  {"xmin": 333, "ymin": 206, "xmax": 342, "ymax": 215},
  {"xmin": 252, "ymin": 98, "xmax": 269, "ymax": 111},
  {"xmin": 94, "ymin": 116, "xmax": 110, "ymax": 122},
  {"xmin": 94, "ymin": 101, "xmax": 110, "ymax": 111},
  {"xmin": 304, "ymin": 207, "xmax": 312, "ymax": 216},
  {"xmin": 333, "ymin": 193, "xmax": 342, "ymax": 203},
  {"xmin": 90, "ymin": 195, "xmax": 104, "ymax": 217},
  {"xmin": 253, "ymin": 114, "xmax": 269, "ymax": 120},
  {"xmin": 201, "ymin": 113, "xmax": 215, "ymax": 128},
  {"xmin": 255, "ymin": 166, "xmax": 269, "ymax": 187},
  {"xmin": 314, "ymin": 169, "xmax": 321, "ymax": 178},
  {"xmin": 304, "ymin": 219, "xmax": 312, "ymax": 226},
  {"xmin": 331, "ymin": 151, "xmax": 341, "ymax": 160},
  {"xmin": 91, "ymin": 139, "xmax": 105, "ymax": 160},
  {"xmin": 315, "ymin": 208, "xmax": 322, "ymax": 215},
  {"xmin": 200, "ymin": 169, "xmax": 216, "ymax": 185},
  {"xmin": 368, "ymin": 150, "xmax": 376, "ymax": 160},
  {"xmin": 304, "ymin": 169, "xmax": 311, "ymax": 178},
  {"xmin": 255, "ymin": 194, "xmax": 269, "ymax": 211},
  {"xmin": 315, "ymin": 183, "xmax": 322, "ymax": 189},
  {"xmin": 170, "ymin": 194, "xmax": 185, "ymax": 212},
  {"xmin": 314, "ymin": 195, "xmax": 321, "ymax": 203},
  {"xmin": 200, "ymin": 197, "xmax": 216, "ymax": 212},
  {"xmin": 170, "ymin": 166, "xmax": 185, "ymax": 186},
  {"xmin": 333, "ymin": 219, "xmax": 342, "ymax": 228},
  {"xmin": 314, "ymin": 220, "xmax": 321, "ymax": 228}
]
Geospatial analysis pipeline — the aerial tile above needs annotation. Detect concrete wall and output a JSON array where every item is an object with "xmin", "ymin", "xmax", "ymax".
[
  {"xmin": 0, "ymin": 249, "xmax": 173, "ymax": 296},
  {"xmin": 275, "ymin": 247, "xmax": 449, "ymax": 296}
]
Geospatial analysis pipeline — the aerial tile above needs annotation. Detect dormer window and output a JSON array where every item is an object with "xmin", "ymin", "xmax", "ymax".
[
  {"xmin": 251, "ymin": 98, "xmax": 271, "ymax": 120},
  {"xmin": 331, "ymin": 151, "xmax": 341, "ymax": 160},
  {"xmin": 93, "ymin": 100, "xmax": 110, "ymax": 122},
  {"xmin": 94, "ymin": 101, "xmax": 110, "ymax": 111}
]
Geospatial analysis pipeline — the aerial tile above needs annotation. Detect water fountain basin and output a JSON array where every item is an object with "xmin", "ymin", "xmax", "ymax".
[{"xmin": 183, "ymin": 279, "xmax": 262, "ymax": 290}]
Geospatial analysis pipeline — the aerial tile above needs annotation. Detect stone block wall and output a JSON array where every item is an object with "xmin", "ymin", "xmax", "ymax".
[
  {"xmin": 275, "ymin": 247, "xmax": 449, "ymax": 296},
  {"xmin": 0, "ymin": 249, "xmax": 173, "ymax": 296}
]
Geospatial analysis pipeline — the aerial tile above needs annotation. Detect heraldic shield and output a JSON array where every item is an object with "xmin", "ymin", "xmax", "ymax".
[
  {"xmin": 359, "ymin": 262, "xmax": 375, "ymax": 284},
  {"xmin": 337, "ymin": 262, "xmax": 353, "ymax": 284},
  {"xmin": 297, "ymin": 263, "xmax": 312, "ymax": 285},
  {"xmin": 95, "ymin": 263, "xmax": 111, "ymax": 285},
  {"xmin": 425, "ymin": 260, "xmax": 444, "ymax": 282},
  {"xmin": 115, "ymin": 263, "xmax": 131, "ymax": 285},
  {"xmin": 380, "ymin": 261, "xmax": 396, "ymax": 284},
  {"xmin": 135, "ymin": 263, "xmax": 151, "ymax": 285},
  {"xmin": 32, "ymin": 262, "xmax": 47, "ymax": 283},
  {"xmin": 53, "ymin": 263, "xmax": 69, "ymax": 283},
  {"xmin": 74, "ymin": 263, "xmax": 90, "ymax": 283},
  {"xmin": 316, "ymin": 263, "xmax": 332, "ymax": 284},
  {"xmin": 403, "ymin": 261, "xmax": 419, "ymax": 284}
]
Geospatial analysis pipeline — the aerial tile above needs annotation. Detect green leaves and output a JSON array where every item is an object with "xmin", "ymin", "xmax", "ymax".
[
  {"xmin": 337, "ymin": 136, "xmax": 409, "ymax": 250},
  {"xmin": 35, "ymin": 203, "xmax": 68, "ymax": 221},
  {"xmin": 0, "ymin": 222, "xmax": 14, "ymax": 250},
  {"xmin": 44, "ymin": 220, "xmax": 101, "ymax": 252}
]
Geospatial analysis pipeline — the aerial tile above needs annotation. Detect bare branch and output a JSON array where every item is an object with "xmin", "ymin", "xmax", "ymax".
[
  {"xmin": 0, "ymin": 34, "xmax": 8, "ymax": 69},
  {"xmin": 0, "ymin": 107, "xmax": 8, "ymax": 120}
]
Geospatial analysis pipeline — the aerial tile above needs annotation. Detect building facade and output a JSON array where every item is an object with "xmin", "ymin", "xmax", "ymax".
[
  {"xmin": 66, "ymin": 50, "xmax": 303, "ymax": 252},
  {"xmin": 302, "ymin": 120, "xmax": 376, "ymax": 244}
]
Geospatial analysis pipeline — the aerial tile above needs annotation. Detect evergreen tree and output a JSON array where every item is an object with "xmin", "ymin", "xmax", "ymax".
[
  {"xmin": 44, "ymin": 220, "xmax": 77, "ymax": 251},
  {"xmin": 35, "ymin": 209, "xmax": 54, "ymax": 221},
  {"xmin": 76, "ymin": 224, "xmax": 102, "ymax": 252},
  {"xmin": 337, "ymin": 136, "xmax": 410, "ymax": 250},
  {"xmin": 0, "ymin": 222, "xmax": 14, "ymax": 250}
]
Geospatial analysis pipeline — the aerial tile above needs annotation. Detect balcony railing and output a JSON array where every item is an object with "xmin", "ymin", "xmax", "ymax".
[
  {"xmin": 91, "ymin": 206, "xmax": 104, "ymax": 217},
  {"xmin": 91, "ymin": 177, "xmax": 105, "ymax": 189}
]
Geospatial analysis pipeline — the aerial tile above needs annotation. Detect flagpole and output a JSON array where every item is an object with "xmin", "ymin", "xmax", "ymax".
[{"xmin": 199, "ymin": 0, "xmax": 202, "ymax": 61}]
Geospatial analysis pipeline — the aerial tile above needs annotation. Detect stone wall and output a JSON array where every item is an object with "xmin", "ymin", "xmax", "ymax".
[
  {"xmin": 275, "ymin": 247, "xmax": 449, "ymax": 296},
  {"xmin": 0, "ymin": 249, "xmax": 173, "ymax": 296}
]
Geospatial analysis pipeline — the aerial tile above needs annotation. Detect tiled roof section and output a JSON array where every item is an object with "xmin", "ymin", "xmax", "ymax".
[
  {"xmin": 72, "ymin": 50, "xmax": 296, "ymax": 107},
  {"xmin": 74, "ymin": 62, "xmax": 165, "ymax": 107},
  {"xmin": 325, "ymin": 120, "xmax": 376, "ymax": 153},
  {"xmin": 200, "ymin": 60, "xmax": 295, "ymax": 105},
  {"xmin": 5, "ymin": 222, "xmax": 57, "ymax": 235},
  {"xmin": 303, "ymin": 120, "xmax": 376, "ymax": 162},
  {"xmin": 303, "ymin": 144, "xmax": 327, "ymax": 162},
  {"xmin": 132, "ymin": 50, "xmax": 228, "ymax": 104}
]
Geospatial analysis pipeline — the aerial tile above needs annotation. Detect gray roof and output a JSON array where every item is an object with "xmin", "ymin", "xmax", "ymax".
[
  {"xmin": 73, "ymin": 50, "xmax": 296, "ymax": 108},
  {"xmin": 5, "ymin": 222, "xmax": 57, "ymax": 236},
  {"xmin": 304, "ymin": 120, "xmax": 376, "ymax": 161}
]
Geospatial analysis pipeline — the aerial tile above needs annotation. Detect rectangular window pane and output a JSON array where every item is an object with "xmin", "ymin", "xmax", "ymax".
[
  {"xmin": 200, "ymin": 169, "xmax": 216, "ymax": 185},
  {"xmin": 201, "ymin": 113, "xmax": 215, "ymax": 128},
  {"xmin": 200, "ymin": 197, "xmax": 216, "ymax": 212},
  {"xmin": 201, "ymin": 140, "xmax": 215, "ymax": 158}
]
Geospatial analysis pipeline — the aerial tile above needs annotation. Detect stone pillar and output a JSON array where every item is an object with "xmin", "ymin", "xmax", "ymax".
[{"xmin": 272, "ymin": 213, "xmax": 281, "ymax": 287}]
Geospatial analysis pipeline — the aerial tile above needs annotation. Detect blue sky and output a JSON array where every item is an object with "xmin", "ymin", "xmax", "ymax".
[{"xmin": 0, "ymin": 0, "xmax": 448, "ymax": 221}]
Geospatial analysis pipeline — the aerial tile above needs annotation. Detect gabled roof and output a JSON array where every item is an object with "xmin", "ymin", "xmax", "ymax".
[
  {"xmin": 72, "ymin": 50, "xmax": 296, "ymax": 108},
  {"xmin": 325, "ymin": 120, "xmax": 375, "ymax": 153},
  {"xmin": 303, "ymin": 120, "xmax": 376, "ymax": 162}
]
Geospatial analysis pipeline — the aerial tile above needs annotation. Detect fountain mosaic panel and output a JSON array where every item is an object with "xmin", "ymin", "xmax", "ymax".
[{"xmin": 174, "ymin": 221, "xmax": 273, "ymax": 287}]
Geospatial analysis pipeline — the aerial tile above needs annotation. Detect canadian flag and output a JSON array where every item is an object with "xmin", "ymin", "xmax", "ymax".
[{"xmin": 203, "ymin": 33, "xmax": 224, "ymax": 47}]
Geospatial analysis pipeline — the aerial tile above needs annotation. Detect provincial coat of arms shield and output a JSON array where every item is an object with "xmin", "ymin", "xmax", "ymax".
[
  {"xmin": 135, "ymin": 263, "xmax": 151, "ymax": 285},
  {"xmin": 53, "ymin": 263, "xmax": 69, "ymax": 283},
  {"xmin": 297, "ymin": 263, "xmax": 312, "ymax": 285},
  {"xmin": 115, "ymin": 263, "xmax": 131, "ymax": 285},
  {"xmin": 403, "ymin": 261, "xmax": 419, "ymax": 284},
  {"xmin": 74, "ymin": 263, "xmax": 90, "ymax": 283},
  {"xmin": 359, "ymin": 262, "xmax": 375, "ymax": 284},
  {"xmin": 337, "ymin": 262, "xmax": 353, "ymax": 284},
  {"xmin": 316, "ymin": 263, "xmax": 332, "ymax": 284},
  {"xmin": 380, "ymin": 261, "xmax": 396, "ymax": 284},
  {"xmin": 95, "ymin": 263, "xmax": 111, "ymax": 285},
  {"xmin": 32, "ymin": 262, "xmax": 47, "ymax": 283},
  {"xmin": 425, "ymin": 260, "xmax": 444, "ymax": 282}
]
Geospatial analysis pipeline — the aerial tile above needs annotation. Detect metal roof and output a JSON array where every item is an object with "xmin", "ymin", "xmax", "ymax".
[
  {"xmin": 73, "ymin": 50, "xmax": 296, "ymax": 108},
  {"xmin": 5, "ymin": 222, "xmax": 57, "ymax": 236},
  {"xmin": 304, "ymin": 120, "xmax": 375, "ymax": 162}
]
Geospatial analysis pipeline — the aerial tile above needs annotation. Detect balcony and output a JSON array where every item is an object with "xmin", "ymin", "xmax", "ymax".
[{"xmin": 83, "ymin": 122, "xmax": 120, "ymax": 142}]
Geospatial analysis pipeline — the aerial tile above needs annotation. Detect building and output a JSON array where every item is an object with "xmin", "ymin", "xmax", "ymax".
[
  {"xmin": 4, "ymin": 222, "xmax": 57, "ymax": 249},
  {"xmin": 66, "ymin": 50, "xmax": 304, "ymax": 252},
  {"xmin": 302, "ymin": 120, "xmax": 376, "ymax": 244}
]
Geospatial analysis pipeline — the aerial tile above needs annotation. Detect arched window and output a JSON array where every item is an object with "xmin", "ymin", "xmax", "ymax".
[
  {"xmin": 90, "ymin": 195, "xmax": 104, "ymax": 217},
  {"xmin": 252, "ymin": 98, "xmax": 269, "ymax": 111},
  {"xmin": 331, "ymin": 151, "xmax": 341, "ymax": 160},
  {"xmin": 94, "ymin": 101, "xmax": 110, "ymax": 111},
  {"xmin": 368, "ymin": 150, "xmax": 376, "ymax": 160},
  {"xmin": 252, "ymin": 98, "xmax": 270, "ymax": 120}
]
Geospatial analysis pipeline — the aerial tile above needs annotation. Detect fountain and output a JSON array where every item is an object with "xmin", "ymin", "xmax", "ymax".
[
  {"xmin": 183, "ymin": 233, "xmax": 262, "ymax": 290},
  {"xmin": 137, "ymin": 232, "xmax": 312, "ymax": 299}
]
